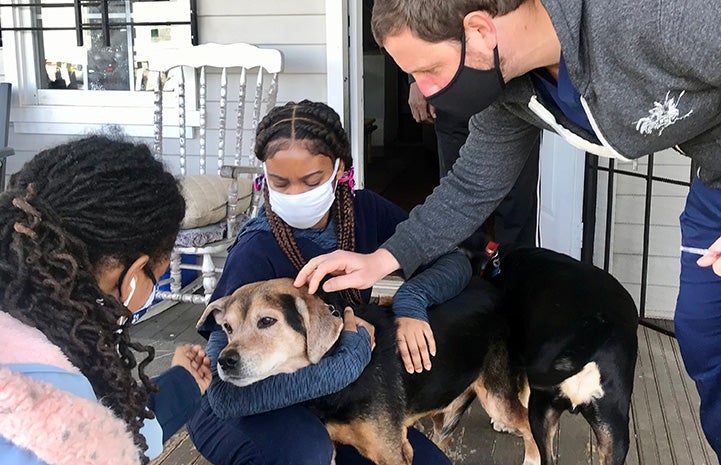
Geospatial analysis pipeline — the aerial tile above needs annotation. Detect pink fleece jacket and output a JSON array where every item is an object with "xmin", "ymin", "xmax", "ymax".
[{"xmin": 0, "ymin": 311, "xmax": 141, "ymax": 465}]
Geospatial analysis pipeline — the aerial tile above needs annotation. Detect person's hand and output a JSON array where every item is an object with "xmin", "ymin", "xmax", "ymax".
[
  {"xmin": 696, "ymin": 236, "xmax": 721, "ymax": 276},
  {"xmin": 343, "ymin": 307, "xmax": 376, "ymax": 351},
  {"xmin": 172, "ymin": 344, "xmax": 212, "ymax": 395},
  {"xmin": 294, "ymin": 249, "xmax": 401, "ymax": 294},
  {"xmin": 396, "ymin": 317, "xmax": 436, "ymax": 373},
  {"xmin": 408, "ymin": 82, "xmax": 436, "ymax": 124}
]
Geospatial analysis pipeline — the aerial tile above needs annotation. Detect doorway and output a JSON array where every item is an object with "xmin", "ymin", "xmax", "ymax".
[
  {"xmin": 360, "ymin": 0, "xmax": 440, "ymax": 212},
  {"xmin": 347, "ymin": 0, "xmax": 585, "ymax": 254}
]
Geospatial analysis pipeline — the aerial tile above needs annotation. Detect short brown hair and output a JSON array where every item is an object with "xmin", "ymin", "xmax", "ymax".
[{"xmin": 371, "ymin": 0, "xmax": 527, "ymax": 45}]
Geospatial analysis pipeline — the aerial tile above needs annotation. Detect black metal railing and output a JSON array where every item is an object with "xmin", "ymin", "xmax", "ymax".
[
  {"xmin": 0, "ymin": 0, "xmax": 198, "ymax": 47},
  {"xmin": 582, "ymin": 152, "xmax": 696, "ymax": 338}
]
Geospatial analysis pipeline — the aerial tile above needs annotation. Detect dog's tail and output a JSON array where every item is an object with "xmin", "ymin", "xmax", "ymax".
[{"xmin": 437, "ymin": 389, "xmax": 477, "ymax": 443}]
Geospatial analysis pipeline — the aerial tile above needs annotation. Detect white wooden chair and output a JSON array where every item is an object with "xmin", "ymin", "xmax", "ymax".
[
  {"xmin": 149, "ymin": 43, "xmax": 282, "ymax": 306},
  {"xmin": 0, "ymin": 83, "xmax": 15, "ymax": 192}
]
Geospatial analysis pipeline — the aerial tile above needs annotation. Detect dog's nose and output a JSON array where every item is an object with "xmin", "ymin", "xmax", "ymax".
[{"xmin": 218, "ymin": 351, "xmax": 240, "ymax": 371}]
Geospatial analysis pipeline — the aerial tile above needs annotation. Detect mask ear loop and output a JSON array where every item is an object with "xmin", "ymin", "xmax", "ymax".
[{"xmin": 122, "ymin": 276, "xmax": 137, "ymax": 307}]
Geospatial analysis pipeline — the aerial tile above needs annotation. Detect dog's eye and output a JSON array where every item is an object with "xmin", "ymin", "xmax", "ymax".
[
  {"xmin": 223, "ymin": 322, "xmax": 233, "ymax": 334},
  {"xmin": 257, "ymin": 317, "xmax": 277, "ymax": 329}
]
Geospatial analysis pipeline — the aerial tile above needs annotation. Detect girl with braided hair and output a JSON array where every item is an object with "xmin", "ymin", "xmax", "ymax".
[
  {"xmin": 0, "ymin": 135, "xmax": 212, "ymax": 465},
  {"xmin": 189, "ymin": 100, "xmax": 472, "ymax": 465}
]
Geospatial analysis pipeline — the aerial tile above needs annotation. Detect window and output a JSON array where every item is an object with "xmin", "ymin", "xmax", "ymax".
[{"xmin": 1, "ymin": 0, "xmax": 197, "ymax": 133}]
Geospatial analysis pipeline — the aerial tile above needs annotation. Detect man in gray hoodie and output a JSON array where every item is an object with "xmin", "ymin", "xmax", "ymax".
[{"xmin": 295, "ymin": 0, "xmax": 721, "ymax": 458}]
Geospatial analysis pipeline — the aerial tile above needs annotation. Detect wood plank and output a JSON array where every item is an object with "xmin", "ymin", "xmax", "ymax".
[
  {"xmin": 625, "ymin": 403, "xmax": 641, "ymax": 465},
  {"xmin": 199, "ymin": 0, "xmax": 325, "ymax": 16},
  {"xmin": 557, "ymin": 412, "xmax": 593, "ymax": 464},
  {"xmin": 656, "ymin": 334, "xmax": 708, "ymax": 464},
  {"xmin": 611, "ymin": 255, "xmax": 681, "ymax": 288},
  {"xmin": 151, "ymin": 428, "xmax": 210, "ymax": 465},
  {"xmin": 614, "ymin": 194, "xmax": 686, "ymax": 227},
  {"xmin": 646, "ymin": 328, "xmax": 685, "ymax": 463},
  {"xmin": 148, "ymin": 428, "xmax": 190, "ymax": 465},
  {"xmin": 633, "ymin": 327, "xmax": 666, "ymax": 464},
  {"xmin": 199, "ymin": 16, "xmax": 326, "ymax": 45}
]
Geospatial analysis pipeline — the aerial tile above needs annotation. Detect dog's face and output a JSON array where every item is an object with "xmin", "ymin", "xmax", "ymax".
[{"xmin": 196, "ymin": 278, "xmax": 344, "ymax": 387}]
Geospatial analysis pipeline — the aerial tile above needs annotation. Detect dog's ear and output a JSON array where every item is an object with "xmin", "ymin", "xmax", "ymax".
[
  {"xmin": 196, "ymin": 295, "xmax": 232, "ymax": 329},
  {"xmin": 295, "ymin": 290, "xmax": 343, "ymax": 364}
]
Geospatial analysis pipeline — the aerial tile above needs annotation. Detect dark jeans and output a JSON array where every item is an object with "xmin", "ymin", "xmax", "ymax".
[
  {"xmin": 187, "ymin": 397, "xmax": 451, "ymax": 465},
  {"xmin": 434, "ymin": 108, "xmax": 540, "ymax": 247},
  {"xmin": 675, "ymin": 178, "xmax": 721, "ymax": 459}
]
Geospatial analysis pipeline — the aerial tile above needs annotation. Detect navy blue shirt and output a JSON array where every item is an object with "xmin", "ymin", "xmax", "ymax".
[
  {"xmin": 198, "ymin": 189, "xmax": 471, "ymax": 417},
  {"xmin": 531, "ymin": 54, "xmax": 595, "ymax": 134}
]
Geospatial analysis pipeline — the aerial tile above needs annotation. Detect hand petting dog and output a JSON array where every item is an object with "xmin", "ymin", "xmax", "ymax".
[
  {"xmin": 171, "ymin": 344, "xmax": 212, "ymax": 395},
  {"xmin": 396, "ymin": 317, "xmax": 436, "ymax": 373}
]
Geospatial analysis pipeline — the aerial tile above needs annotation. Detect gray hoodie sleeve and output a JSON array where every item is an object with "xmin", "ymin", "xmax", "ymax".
[{"xmin": 382, "ymin": 104, "xmax": 541, "ymax": 276}]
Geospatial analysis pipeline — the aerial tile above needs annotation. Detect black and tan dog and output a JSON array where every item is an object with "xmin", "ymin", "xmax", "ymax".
[
  {"xmin": 199, "ymin": 247, "xmax": 639, "ymax": 465},
  {"xmin": 477, "ymin": 245, "xmax": 639, "ymax": 465},
  {"xmin": 197, "ymin": 277, "xmax": 539, "ymax": 465}
]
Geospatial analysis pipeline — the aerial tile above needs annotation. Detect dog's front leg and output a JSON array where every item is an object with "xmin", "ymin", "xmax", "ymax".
[{"xmin": 326, "ymin": 421, "xmax": 413, "ymax": 465}]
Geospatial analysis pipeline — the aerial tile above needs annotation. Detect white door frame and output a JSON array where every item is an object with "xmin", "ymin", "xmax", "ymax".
[
  {"xmin": 538, "ymin": 131, "xmax": 586, "ymax": 259},
  {"xmin": 326, "ymin": 0, "xmax": 365, "ymax": 188}
]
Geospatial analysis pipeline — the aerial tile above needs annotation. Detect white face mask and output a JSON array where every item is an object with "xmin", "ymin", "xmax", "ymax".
[
  {"xmin": 264, "ymin": 158, "xmax": 340, "ymax": 229},
  {"xmin": 122, "ymin": 275, "xmax": 159, "ymax": 325}
]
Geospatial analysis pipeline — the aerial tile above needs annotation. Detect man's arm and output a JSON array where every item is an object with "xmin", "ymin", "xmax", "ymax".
[
  {"xmin": 383, "ymin": 105, "xmax": 540, "ymax": 276},
  {"xmin": 296, "ymin": 104, "xmax": 540, "ymax": 292}
]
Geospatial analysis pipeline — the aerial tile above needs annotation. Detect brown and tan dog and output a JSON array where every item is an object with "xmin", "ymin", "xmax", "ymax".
[{"xmin": 197, "ymin": 277, "xmax": 540, "ymax": 465}]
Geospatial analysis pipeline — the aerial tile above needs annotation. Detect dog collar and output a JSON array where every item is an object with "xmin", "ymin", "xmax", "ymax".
[{"xmin": 482, "ymin": 241, "xmax": 502, "ymax": 277}]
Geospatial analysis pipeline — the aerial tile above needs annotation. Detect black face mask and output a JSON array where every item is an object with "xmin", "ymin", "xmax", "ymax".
[{"xmin": 425, "ymin": 37, "xmax": 505, "ymax": 122}]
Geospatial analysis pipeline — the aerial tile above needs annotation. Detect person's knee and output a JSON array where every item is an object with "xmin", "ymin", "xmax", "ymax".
[
  {"xmin": 188, "ymin": 405, "xmax": 334, "ymax": 465},
  {"xmin": 280, "ymin": 421, "xmax": 334, "ymax": 465}
]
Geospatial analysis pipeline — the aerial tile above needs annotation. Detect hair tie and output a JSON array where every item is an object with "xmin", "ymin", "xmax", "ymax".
[
  {"xmin": 339, "ymin": 167, "xmax": 355, "ymax": 193},
  {"xmin": 254, "ymin": 173, "xmax": 265, "ymax": 192}
]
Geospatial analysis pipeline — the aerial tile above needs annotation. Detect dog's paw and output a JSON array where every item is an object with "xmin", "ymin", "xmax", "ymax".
[
  {"xmin": 490, "ymin": 418, "xmax": 522, "ymax": 437},
  {"xmin": 521, "ymin": 457, "xmax": 541, "ymax": 465}
]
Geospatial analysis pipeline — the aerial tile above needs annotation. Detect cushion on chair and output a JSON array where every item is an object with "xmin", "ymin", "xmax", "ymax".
[
  {"xmin": 175, "ymin": 213, "xmax": 250, "ymax": 248},
  {"xmin": 180, "ymin": 175, "xmax": 253, "ymax": 229}
]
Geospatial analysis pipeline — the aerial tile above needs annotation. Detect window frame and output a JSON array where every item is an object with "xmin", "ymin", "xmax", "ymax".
[{"xmin": 1, "ymin": 0, "xmax": 198, "ymax": 136}]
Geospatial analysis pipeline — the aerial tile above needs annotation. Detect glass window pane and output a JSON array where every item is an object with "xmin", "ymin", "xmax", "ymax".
[{"xmin": 34, "ymin": 0, "xmax": 191, "ymax": 91}]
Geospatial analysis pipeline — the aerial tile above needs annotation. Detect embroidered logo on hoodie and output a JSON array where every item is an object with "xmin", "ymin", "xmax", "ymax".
[{"xmin": 635, "ymin": 91, "xmax": 693, "ymax": 136}]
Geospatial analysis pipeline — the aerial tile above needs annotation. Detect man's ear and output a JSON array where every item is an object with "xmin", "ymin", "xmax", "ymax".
[
  {"xmin": 295, "ymin": 291, "xmax": 343, "ymax": 364},
  {"xmin": 196, "ymin": 295, "xmax": 232, "ymax": 329},
  {"xmin": 463, "ymin": 10, "xmax": 498, "ymax": 54}
]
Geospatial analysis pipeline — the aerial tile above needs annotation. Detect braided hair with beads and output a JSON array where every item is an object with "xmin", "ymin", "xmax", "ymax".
[
  {"xmin": 255, "ymin": 100, "xmax": 362, "ymax": 306},
  {"xmin": 0, "ymin": 135, "xmax": 185, "ymax": 464}
]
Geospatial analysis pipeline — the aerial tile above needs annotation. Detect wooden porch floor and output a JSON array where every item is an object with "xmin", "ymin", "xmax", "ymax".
[{"xmin": 135, "ymin": 303, "xmax": 718, "ymax": 465}]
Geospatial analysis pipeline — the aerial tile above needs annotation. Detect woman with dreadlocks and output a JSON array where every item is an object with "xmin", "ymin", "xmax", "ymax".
[
  {"xmin": 188, "ymin": 100, "xmax": 471, "ymax": 465},
  {"xmin": 0, "ymin": 135, "xmax": 212, "ymax": 465}
]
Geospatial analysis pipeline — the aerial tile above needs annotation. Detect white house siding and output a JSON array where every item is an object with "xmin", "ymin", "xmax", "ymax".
[
  {"xmin": 3, "ymin": 0, "xmax": 329, "ymax": 184},
  {"xmin": 593, "ymin": 149, "xmax": 692, "ymax": 320}
]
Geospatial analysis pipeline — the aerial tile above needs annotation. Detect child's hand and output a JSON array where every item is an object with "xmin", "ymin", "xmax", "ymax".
[
  {"xmin": 171, "ymin": 344, "xmax": 212, "ymax": 395},
  {"xmin": 396, "ymin": 317, "xmax": 436, "ymax": 374},
  {"xmin": 343, "ymin": 307, "xmax": 376, "ymax": 351}
]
